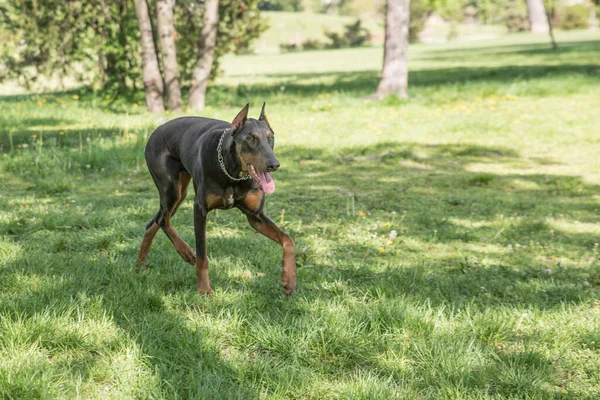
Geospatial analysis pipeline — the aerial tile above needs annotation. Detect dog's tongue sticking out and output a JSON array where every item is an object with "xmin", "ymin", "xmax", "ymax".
[
  {"xmin": 259, "ymin": 171, "xmax": 275, "ymax": 194},
  {"xmin": 248, "ymin": 164, "xmax": 276, "ymax": 194}
]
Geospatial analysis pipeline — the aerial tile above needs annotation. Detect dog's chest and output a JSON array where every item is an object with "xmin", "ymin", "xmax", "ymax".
[
  {"xmin": 224, "ymin": 191, "xmax": 235, "ymax": 208},
  {"xmin": 206, "ymin": 187, "xmax": 235, "ymax": 210}
]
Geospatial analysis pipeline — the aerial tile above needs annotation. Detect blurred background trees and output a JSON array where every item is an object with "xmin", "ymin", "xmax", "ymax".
[
  {"xmin": 0, "ymin": 0, "xmax": 267, "ymax": 111},
  {"xmin": 1, "ymin": 0, "xmax": 597, "ymax": 111}
]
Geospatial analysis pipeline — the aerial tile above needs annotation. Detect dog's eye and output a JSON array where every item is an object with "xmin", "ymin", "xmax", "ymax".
[{"xmin": 247, "ymin": 136, "xmax": 256, "ymax": 144}]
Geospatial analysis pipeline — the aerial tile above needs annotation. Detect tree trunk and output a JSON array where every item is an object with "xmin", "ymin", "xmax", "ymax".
[
  {"xmin": 134, "ymin": 0, "xmax": 165, "ymax": 113},
  {"xmin": 545, "ymin": 1, "xmax": 558, "ymax": 50},
  {"xmin": 589, "ymin": 7, "xmax": 599, "ymax": 31},
  {"xmin": 189, "ymin": 0, "xmax": 219, "ymax": 110},
  {"xmin": 373, "ymin": 0, "xmax": 410, "ymax": 99},
  {"xmin": 156, "ymin": 0, "xmax": 182, "ymax": 112},
  {"xmin": 526, "ymin": 0, "xmax": 549, "ymax": 33}
]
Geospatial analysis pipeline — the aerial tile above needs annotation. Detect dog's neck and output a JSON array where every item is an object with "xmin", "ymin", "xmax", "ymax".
[{"xmin": 221, "ymin": 129, "xmax": 246, "ymax": 181}]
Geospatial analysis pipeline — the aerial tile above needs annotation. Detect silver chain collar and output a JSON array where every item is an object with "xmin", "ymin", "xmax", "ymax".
[{"xmin": 217, "ymin": 129, "xmax": 252, "ymax": 181}]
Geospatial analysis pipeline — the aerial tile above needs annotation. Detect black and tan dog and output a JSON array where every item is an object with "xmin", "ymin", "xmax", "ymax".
[{"xmin": 137, "ymin": 103, "xmax": 296, "ymax": 295}]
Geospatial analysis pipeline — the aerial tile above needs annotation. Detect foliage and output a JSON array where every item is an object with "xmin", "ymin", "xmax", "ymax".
[
  {"xmin": 314, "ymin": 0, "xmax": 351, "ymax": 14},
  {"xmin": 316, "ymin": 0, "xmax": 427, "ymax": 44},
  {"xmin": 0, "ymin": 1, "xmax": 139, "ymax": 92},
  {"xmin": 324, "ymin": 19, "xmax": 371, "ymax": 48},
  {"xmin": 279, "ymin": 41, "xmax": 301, "ymax": 52},
  {"xmin": 464, "ymin": 0, "xmax": 512, "ymax": 24},
  {"xmin": 280, "ymin": 18, "xmax": 370, "ymax": 52},
  {"xmin": 554, "ymin": 4, "xmax": 590, "ymax": 30},
  {"xmin": 503, "ymin": 0, "xmax": 529, "ymax": 32},
  {"xmin": 410, "ymin": 0, "xmax": 430, "ymax": 42},
  {"xmin": 2, "ymin": 33, "xmax": 600, "ymax": 398},
  {"xmin": 174, "ymin": 0, "xmax": 268, "ymax": 84},
  {"xmin": 279, "ymin": 38, "xmax": 325, "ymax": 52},
  {"xmin": 258, "ymin": 0, "xmax": 304, "ymax": 11},
  {"xmin": 431, "ymin": 0, "xmax": 465, "ymax": 22},
  {"xmin": 302, "ymin": 38, "xmax": 326, "ymax": 50},
  {"xmin": 0, "ymin": 0, "xmax": 267, "ymax": 93}
]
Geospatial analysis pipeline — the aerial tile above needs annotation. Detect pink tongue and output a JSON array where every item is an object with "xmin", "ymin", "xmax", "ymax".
[{"xmin": 259, "ymin": 172, "xmax": 275, "ymax": 194}]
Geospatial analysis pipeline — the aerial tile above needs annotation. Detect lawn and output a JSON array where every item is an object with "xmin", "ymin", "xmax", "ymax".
[
  {"xmin": 254, "ymin": 11, "xmax": 507, "ymax": 54},
  {"xmin": 1, "ymin": 31, "xmax": 600, "ymax": 398}
]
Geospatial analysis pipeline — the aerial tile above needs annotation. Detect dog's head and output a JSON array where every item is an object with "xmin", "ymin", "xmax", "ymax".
[{"xmin": 230, "ymin": 103, "xmax": 278, "ymax": 194}]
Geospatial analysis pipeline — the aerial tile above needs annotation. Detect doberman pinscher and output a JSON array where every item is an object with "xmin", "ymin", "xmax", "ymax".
[{"xmin": 136, "ymin": 103, "xmax": 296, "ymax": 295}]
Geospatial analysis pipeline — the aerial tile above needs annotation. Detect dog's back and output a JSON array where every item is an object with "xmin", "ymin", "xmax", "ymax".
[{"xmin": 145, "ymin": 117, "xmax": 229, "ymax": 175}]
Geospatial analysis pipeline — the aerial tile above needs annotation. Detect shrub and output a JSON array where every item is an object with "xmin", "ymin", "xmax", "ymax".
[
  {"xmin": 410, "ymin": 0, "xmax": 429, "ymax": 42},
  {"xmin": 258, "ymin": 0, "xmax": 304, "ymax": 11},
  {"xmin": 503, "ymin": 0, "xmax": 529, "ymax": 32},
  {"xmin": 302, "ymin": 39, "xmax": 325, "ymax": 50},
  {"xmin": 279, "ymin": 39, "xmax": 324, "ymax": 52},
  {"xmin": 279, "ymin": 42, "xmax": 300, "ymax": 52},
  {"xmin": 555, "ymin": 5, "xmax": 590, "ymax": 30},
  {"xmin": 324, "ymin": 19, "xmax": 371, "ymax": 49},
  {"xmin": 323, "ymin": 30, "xmax": 348, "ymax": 49},
  {"xmin": 344, "ymin": 19, "xmax": 371, "ymax": 47},
  {"xmin": 280, "ymin": 19, "xmax": 371, "ymax": 52}
]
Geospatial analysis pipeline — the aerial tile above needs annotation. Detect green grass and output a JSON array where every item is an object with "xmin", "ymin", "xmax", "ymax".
[
  {"xmin": 255, "ymin": 11, "xmax": 385, "ymax": 53},
  {"xmin": 1, "ymin": 32, "xmax": 600, "ymax": 398},
  {"xmin": 254, "ymin": 11, "xmax": 507, "ymax": 54}
]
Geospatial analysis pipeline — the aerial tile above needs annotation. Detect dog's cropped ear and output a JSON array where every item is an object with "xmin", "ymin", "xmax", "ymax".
[
  {"xmin": 258, "ymin": 102, "xmax": 272, "ymax": 130},
  {"xmin": 231, "ymin": 103, "xmax": 250, "ymax": 133}
]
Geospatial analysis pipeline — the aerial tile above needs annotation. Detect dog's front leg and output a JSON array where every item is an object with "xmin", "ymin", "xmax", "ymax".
[
  {"xmin": 194, "ymin": 197, "xmax": 212, "ymax": 294},
  {"xmin": 246, "ymin": 212, "xmax": 296, "ymax": 295}
]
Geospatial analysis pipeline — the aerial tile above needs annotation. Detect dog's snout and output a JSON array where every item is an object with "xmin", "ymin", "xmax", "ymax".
[{"xmin": 266, "ymin": 160, "xmax": 280, "ymax": 172}]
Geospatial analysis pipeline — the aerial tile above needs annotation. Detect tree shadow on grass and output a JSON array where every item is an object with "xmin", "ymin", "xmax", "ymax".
[
  {"xmin": 207, "ymin": 63, "xmax": 599, "ymax": 105},
  {"xmin": 0, "ymin": 250, "xmax": 258, "ymax": 398},
  {"xmin": 420, "ymin": 39, "xmax": 600, "ymax": 58}
]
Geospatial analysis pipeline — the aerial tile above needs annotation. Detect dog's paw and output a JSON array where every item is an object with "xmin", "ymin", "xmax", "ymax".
[
  {"xmin": 281, "ymin": 277, "xmax": 296, "ymax": 295},
  {"xmin": 283, "ymin": 285, "xmax": 295, "ymax": 295},
  {"xmin": 178, "ymin": 246, "xmax": 196, "ymax": 265},
  {"xmin": 135, "ymin": 261, "xmax": 148, "ymax": 271},
  {"xmin": 197, "ymin": 284, "xmax": 213, "ymax": 295}
]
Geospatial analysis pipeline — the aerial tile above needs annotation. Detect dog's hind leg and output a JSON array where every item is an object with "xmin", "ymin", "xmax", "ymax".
[
  {"xmin": 158, "ymin": 168, "xmax": 196, "ymax": 264},
  {"xmin": 136, "ymin": 216, "xmax": 161, "ymax": 270},
  {"xmin": 138, "ymin": 154, "xmax": 196, "ymax": 267}
]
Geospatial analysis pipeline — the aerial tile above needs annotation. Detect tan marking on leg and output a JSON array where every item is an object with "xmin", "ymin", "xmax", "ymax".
[
  {"xmin": 137, "ymin": 222, "xmax": 160, "ymax": 270},
  {"xmin": 158, "ymin": 171, "xmax": 195, "ymax": 264},
  {"xmin": 247, "ymin": 214, "xmax": 296, "ymax": 295},
  {"xmin": 206, "ymin": 194, "xmax": 224, "ymax": 210},
  {"xmin": 280, "ymin": 236, "xmax": 296, "ymax": 295},
  {"xmin": 163, "ymin": 224, "xmax": 196, "ymax": 264},
  {"xmin": 172, "ymin": 172, "xmax": 191, "ymax": 215},
  {"xmin": 244, "ymin": 190, "xmax": 264, "ymax": 212},
  {"xmin": 196, "ymin": 256, "xmax": 212, "ymax": 294}
]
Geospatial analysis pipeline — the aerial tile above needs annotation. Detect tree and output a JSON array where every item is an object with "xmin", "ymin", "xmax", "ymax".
[
  {"xmin": 174, "ymin": 0, "xmax": 269, "ymax": 100},
  {"xmin": 545, "ymin": 0, "xmax": 558, "ymax": 49},
  {"xmin": 189, "ymin": 0, "xmax": 219, "ymax": 110},
  {"xmin": 1, "ymin": 0, "xmax": 267, "ymax": 110},
  {"xmin": 134, "ymin": 0, "xmax": 165, "ymax": 113},
  {"xmin": 373, "ymin": 0, "xmax": 411, "ymax": 99},
  {"xmin": 156, "ymin": 0, "xmax": 182, "ymax": 112},
  {"xmin": 526, "ymin": 0, "xmax": 550, "ymax": 33},
  {"xmin": 0, "ymin": 1, "xmax": 139, "ymax": 91}
]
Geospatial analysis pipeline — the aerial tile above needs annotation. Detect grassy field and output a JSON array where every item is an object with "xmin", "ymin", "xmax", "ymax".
[
  {"xmin": 255, "ymin": 11, "xmax": 385, "ymax": 53},
  {"xmin": 1, "ymin": 31, "xmax": 600, "ymax": 398},
  {"xmin": 254, "ymin": 11, "xmax": 507, "ymax": 53}
]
